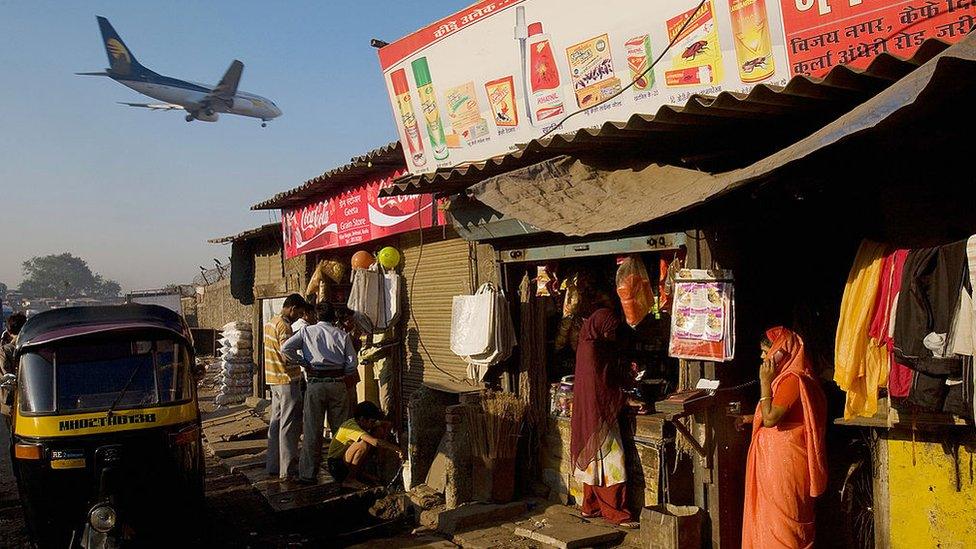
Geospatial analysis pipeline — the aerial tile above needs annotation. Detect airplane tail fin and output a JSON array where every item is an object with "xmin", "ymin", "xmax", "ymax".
[{"xmin": 96, "ymin": 16, "xmax": 147, "ymax": 76}]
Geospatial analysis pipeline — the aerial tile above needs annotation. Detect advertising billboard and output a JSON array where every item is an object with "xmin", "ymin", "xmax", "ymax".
[
  {"xmin": 282, "ymin": 171, "xmax": 443, "ymax": 259},
  {"xmin": 378, "ymin": 0, "xmax": 975, "ymax": 175}
]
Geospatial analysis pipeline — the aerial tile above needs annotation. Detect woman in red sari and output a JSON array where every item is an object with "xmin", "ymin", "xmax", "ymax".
[
  {"xmin": 742, "ymin": 327, "xmax": 828, "ymax": 549},
  {"xmin": 570, "ymin": 308, "xmax": 638, "ymax": 528}
]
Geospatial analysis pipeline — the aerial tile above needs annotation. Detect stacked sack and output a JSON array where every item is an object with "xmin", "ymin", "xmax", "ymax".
[{"xmin": 214, "ymin": 321, "xmax": 254, "ymax": 407}]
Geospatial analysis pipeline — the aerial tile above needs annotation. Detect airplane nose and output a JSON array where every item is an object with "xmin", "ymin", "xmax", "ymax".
[{"xmin": 272, "ymin": 105, "xmax": 282, "ymax": 118}]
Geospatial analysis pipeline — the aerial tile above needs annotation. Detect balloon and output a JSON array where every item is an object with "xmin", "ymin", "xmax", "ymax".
[
  {"xmin": 378, "ymin": 247, "xmax": 401, "ymax": 269},
  {"xmin": 351, "ymin": 250, "xmax": 375, "ymax": 270}
]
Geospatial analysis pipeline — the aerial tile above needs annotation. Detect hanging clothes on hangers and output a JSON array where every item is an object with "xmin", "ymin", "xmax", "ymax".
[{"xmin": 835, "ymin": 240, "xmax": 888, "ymax": 419}]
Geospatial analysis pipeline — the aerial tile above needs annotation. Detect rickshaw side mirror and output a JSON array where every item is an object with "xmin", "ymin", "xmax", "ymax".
[{"xmin": 0, "ymin": 373, "xmax": 16, "ymax": 390}]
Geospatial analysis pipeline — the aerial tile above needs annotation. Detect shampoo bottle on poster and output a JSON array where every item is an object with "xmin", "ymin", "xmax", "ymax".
[
  {"xmin": 526, "ymin": 22, "xmax": 564, "ymax": 125},
  {"xmin": 411, "ymin": 57, "xmax": 449, "ymax": 161},
  {"xmin": 391, "ymin": 69, "xmax": 427, "ymax": 168}
]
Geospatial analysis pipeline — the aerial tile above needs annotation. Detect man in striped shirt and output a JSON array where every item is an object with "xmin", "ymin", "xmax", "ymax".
[{"xmin": 265, "ymin": 293, "xmax": 307, "ymax": 480}]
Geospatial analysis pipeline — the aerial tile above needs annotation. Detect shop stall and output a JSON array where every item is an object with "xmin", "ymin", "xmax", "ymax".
[{"xmin": 376, "ymin": 19, "xmax": 976, "ymax": 547}]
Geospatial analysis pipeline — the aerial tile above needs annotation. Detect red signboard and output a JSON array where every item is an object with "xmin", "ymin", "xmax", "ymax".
[
  {"xmin": 780, "ymin": 0, "xmax": 976, "ymax": 77},
  {"xmin": 282, "ymin": 171, "xmax": 443, "ymax": 259}
]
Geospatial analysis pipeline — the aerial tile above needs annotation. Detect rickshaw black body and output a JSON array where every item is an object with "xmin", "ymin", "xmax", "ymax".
[{"xmin": 6, "ymin": 305, "xmax": 205, "ymax": 548}]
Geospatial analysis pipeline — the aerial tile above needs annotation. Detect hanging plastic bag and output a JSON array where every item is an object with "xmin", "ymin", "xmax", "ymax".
[
  {"xmin": 616, "ymin": 255, "xmax": 654, "ymax": 328},
  {"xmin": 347, "ymin": 267, "xmax": 402, "ymax": 334},
  {"xmin": 450, "ymin": 283, "xmax": 497, "ymax": 357}
]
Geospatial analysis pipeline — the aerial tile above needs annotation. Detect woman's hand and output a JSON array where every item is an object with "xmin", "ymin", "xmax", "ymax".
[{"xmin": 759, "ymin": 357, "xmax": 776, "ymax": 387}]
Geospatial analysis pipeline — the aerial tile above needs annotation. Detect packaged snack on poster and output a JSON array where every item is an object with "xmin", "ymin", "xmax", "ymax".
[
  {"xmin": 445, "ymin": 81, "xmax": 489, "ymax": 145},
  {"xmin": 625, "ymin": 34, "xmax": 655, "ymax": 91},
  {"xmin": 485, "ymin": 76, "xmax": 519, "ymax": 128},
  {"xmin": 616, "ymin": 255, "xmax": 654, "ymax": 328},
  {"xmin": 565, "ymin": 33, "xmax": 621, "ymax": 109},
  {"xmin": 664, "ymin": 0, "xmax": 724, "ymax": 87}
]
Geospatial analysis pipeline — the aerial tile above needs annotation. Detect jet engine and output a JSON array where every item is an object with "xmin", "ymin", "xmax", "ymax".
[{"xmin": 185, "ymin": 110, "xmax": 219, "ymax": 122}]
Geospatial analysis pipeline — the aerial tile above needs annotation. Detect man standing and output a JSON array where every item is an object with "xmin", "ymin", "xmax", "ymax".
[
  {"xmin": 282, "ymin": 302, "xmax": 358, "ymax": 483},
  {"xmin": 264, "ymin": 294, "xmax": 306, "ymax": 481},
  {"xmin": 1, "ymin": 313, "xmax": 27, "ymax": 427},
  {"xmin": 291, "ymin": 303, "xmax": 317, "ymax": 333}
]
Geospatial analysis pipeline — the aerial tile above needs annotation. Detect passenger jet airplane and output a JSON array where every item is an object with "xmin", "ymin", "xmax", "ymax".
[{"xmin": 79, "ymin": 16, "xmax": 281, "ymax": 126}]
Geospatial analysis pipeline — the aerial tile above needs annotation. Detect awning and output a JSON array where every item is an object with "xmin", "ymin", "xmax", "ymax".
[
  {"xmin": 469, "ymin": 156, "xmax": 723, "ymax": 237},
  {"xmin": 251, "ymin": 141, "xmax": 403, "ymax": 210},
  {"xmin": 466, "ymin": 33, "xmax": 976, "ymax": 237},
  {"xmin": 208, "ymin": 222, "xmax": 280, "ymax": 244},
  {"xmin": 382, "ymin": 39, "xmax": 952, "ymax": 198}
]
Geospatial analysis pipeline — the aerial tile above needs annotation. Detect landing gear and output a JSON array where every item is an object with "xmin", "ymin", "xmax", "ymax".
[
  {"xmin": 205, "ymin": 108, "xmax": 215, "ymax": 116},
  {"xmin": 261, "ymin": 119, "xmax": 268, "ymax": 128},
  {"xmin": 185, "ymin": 113, "xmax": 194, "ymax": 122}
]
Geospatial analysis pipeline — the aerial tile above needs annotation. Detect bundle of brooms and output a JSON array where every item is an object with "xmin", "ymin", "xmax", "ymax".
[{"xmin": 465, "ymin": 390, "xmax": 527, "ymax": 460}]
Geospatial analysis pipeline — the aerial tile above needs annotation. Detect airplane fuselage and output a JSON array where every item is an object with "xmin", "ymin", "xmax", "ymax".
[{"xmin": 114, "ymin": 73, "xmax": 280, "ymax": 121}]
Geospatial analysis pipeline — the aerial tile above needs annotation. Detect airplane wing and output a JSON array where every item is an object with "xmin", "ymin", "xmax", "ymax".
[
  {"xmin": 117, "ymin": 102, "xmax": 185, "ymax": 111},
  {"xmin": 208, "ymin": 60, "xmax": 243, "ymax": 104}
]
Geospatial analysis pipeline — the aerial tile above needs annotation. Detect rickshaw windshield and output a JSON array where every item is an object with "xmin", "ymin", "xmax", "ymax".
[{"xmin": 18, "ymin": 337, "xmax": 192, "ymax": 415}]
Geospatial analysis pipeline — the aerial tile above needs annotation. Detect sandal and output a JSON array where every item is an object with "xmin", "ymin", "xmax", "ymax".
[
  {"xmin": 617, "ymin": 521, "xmax": 640, "ymax": 529},
  {"xmin": 580, "ymin": 511, "xmax": 602, "ymax": 518}
]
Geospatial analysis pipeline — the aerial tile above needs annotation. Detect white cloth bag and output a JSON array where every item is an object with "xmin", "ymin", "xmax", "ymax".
[
  {"xmin": 450, "ymin": 283, "xmax": 497, "ymax": 357},
  {"xmin": 348, "ymin": 267, "xmax": 402, "ymax": 334}
]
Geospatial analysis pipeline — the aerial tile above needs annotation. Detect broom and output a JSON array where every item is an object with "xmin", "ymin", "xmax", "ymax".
[{"xmin": 465, "ymin": 391, "xmax": 527, "ymax": 460}]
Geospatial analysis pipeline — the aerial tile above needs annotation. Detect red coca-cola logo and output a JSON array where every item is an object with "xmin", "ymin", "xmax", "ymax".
[{"xmin": 299, "ymin": 201, "xmax": 331, "ymax": 233}]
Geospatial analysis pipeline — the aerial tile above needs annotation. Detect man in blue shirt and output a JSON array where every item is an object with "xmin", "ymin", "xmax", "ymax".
[{"xmin": 282, "ymin": 301, "xmax": 358, "ymax": 482}]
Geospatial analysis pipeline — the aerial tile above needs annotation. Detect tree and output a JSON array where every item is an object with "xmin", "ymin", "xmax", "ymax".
[
  {"xmin": 0, "ymin": 282, "xmax": 7, "ymax": 296},
  {"xmin": 18, "ymin": 253, "xmax": 121, "ymax": 299}
]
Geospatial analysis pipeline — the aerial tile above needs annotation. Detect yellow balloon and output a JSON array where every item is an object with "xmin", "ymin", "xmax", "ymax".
[{"xmin": 378, "ymin": 247, "xmax": 401, "ymax": 269}]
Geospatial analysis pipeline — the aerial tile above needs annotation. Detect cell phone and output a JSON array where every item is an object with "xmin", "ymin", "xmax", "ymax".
[{"xmin": 771, "ymin": 349, "xmax": 788, "ymax": 366}]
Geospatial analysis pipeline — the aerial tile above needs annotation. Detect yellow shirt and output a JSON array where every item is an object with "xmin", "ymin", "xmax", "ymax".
[
  {"xmin": 263, "ymin": 315, "xmax": 300, "ymax": 385},
  {"xmin": 327, "ymin": 419, "xmax": 367, "ymax": 460}
]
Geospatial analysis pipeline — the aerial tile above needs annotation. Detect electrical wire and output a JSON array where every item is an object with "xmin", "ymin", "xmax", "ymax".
[
  {"xmin": 407, "ymin": 223, "xmax": 464, "ymax": 383},
  {"xmin": 538, "ymin": 0, "xmax": 709, "ymax": 141}
]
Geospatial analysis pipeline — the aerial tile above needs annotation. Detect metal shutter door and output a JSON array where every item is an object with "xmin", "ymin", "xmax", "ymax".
[{"xmin": 399, "ymin": 228, "xmax": 471, "ymax": 400}]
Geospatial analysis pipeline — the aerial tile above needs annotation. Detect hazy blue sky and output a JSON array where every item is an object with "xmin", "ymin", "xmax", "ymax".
[{"xmin": 0, "ymin": 1, "xmax": 469, "ymax": 291}]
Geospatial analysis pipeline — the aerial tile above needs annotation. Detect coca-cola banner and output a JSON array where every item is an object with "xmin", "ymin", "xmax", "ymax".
[{"xmin": 282, "ymin": 171, "xmax": 443, "ymax": 259}]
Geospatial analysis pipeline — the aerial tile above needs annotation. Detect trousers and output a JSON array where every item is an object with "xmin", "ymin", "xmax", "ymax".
[
  {"xmin": 299, "ymin": 379, "xmax": 349, "ymax": 480},
  {"xmin": 266, "ymin": 380, "xmax": 303, "ymax": 479}
]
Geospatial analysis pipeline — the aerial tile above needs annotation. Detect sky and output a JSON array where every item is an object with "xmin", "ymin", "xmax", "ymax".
[{"xmin": 0, "ymin": 0, "xmax": 470, "ymax": 292}]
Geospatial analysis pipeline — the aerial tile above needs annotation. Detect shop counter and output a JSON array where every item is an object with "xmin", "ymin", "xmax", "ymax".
[{"xmin": 541, "ymin": 413, "xmax": 676, "ymax": 516}]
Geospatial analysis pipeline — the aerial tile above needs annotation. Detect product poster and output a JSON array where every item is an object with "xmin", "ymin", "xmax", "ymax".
[
  {"xmin": 780, "ymin": 0, "xmax": 976, "ymax": 78},
  {"xmin": 282, "ymin": 171, "xmax": 443, "ymax": 259},
  {"xmin": 379, "ymin": 0, "xmax": 975, "ymax": 175},
  {"xmin": 668, "ymin": 269, "xmax": 735, "ymax": 362}
]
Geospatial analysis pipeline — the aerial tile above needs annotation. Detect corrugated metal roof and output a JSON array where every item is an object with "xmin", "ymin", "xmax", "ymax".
[
  {"xmin": 381, "ymin": 39, "xmax": 950, "ymax": 198},
  {"xmin": 208, "ymin": 222, "xmax": 280, "ymax": 244},
  {"xmin": 462, "ymin": 33, "xmax": 976, "ymax": 239},
  {"xmin": 251, "ymin": 141, "xmax": 404, "ymax": 210}
]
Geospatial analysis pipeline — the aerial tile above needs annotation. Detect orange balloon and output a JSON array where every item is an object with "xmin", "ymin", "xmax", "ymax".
[{"xmin": 351, "ymin": 250, "xmax": 375, "ymax": 270}]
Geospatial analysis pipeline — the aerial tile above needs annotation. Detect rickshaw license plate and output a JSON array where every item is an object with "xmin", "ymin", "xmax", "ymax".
[{"xmin": 50, "ymin": 449, "xmax": 86, "ymax": 469}]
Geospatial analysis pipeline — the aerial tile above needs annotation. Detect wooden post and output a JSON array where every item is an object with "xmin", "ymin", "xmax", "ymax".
[{"xmin": 874, "ymin": 431, "xmax": 890, "ymax": 549}]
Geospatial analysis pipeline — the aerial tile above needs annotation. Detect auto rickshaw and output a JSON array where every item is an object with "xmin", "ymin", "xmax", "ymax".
[{"xmin": 1, "ymin": 305, "xmax": 205, "ymax": 548}]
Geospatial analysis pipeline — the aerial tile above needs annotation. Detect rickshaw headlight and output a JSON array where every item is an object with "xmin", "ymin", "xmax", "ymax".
[{"xmin": 89, "ymin": 504, "xmax": 117, "ymax": 533}]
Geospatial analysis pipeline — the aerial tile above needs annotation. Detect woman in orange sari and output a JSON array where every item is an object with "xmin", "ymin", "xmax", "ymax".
[{"xmin": 742, "ymin": 327, "xmax": 827, "ymax": 549}]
